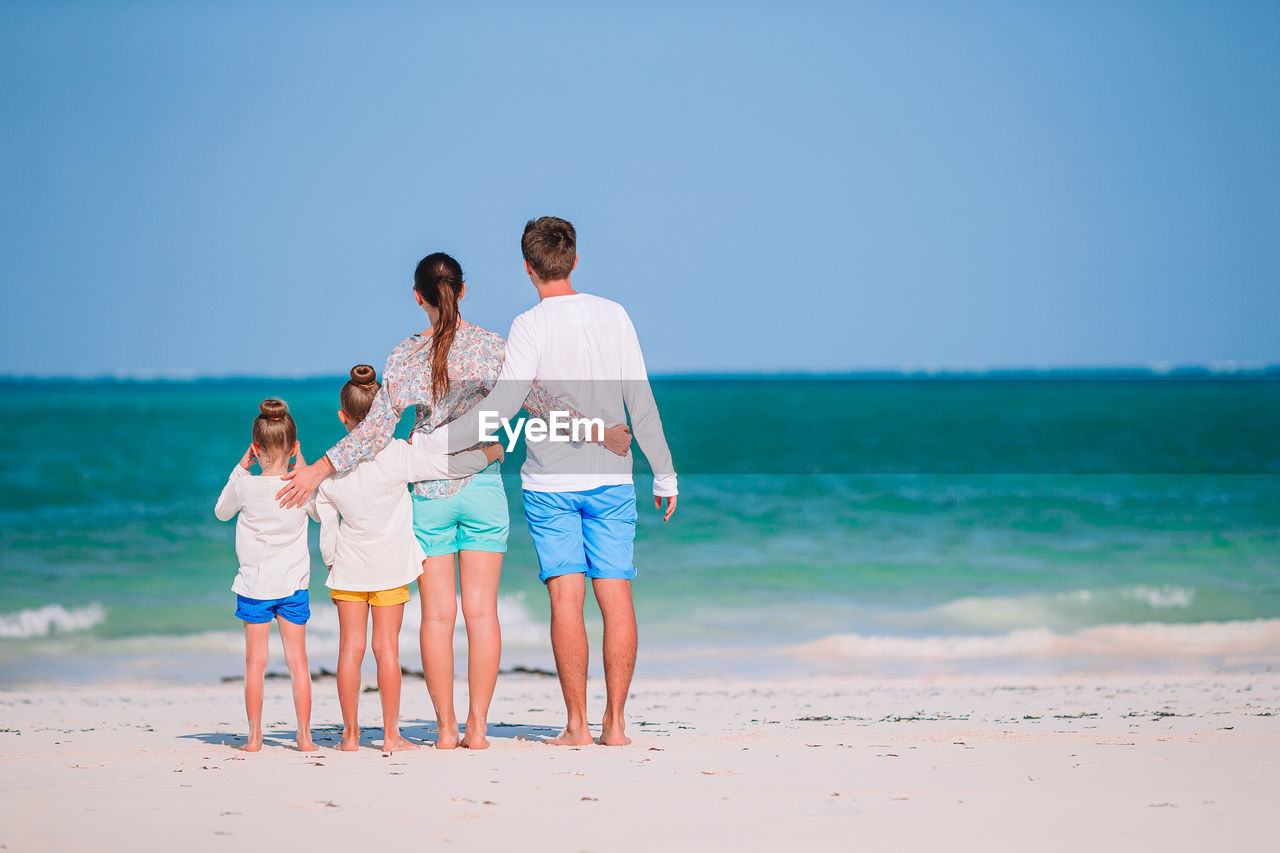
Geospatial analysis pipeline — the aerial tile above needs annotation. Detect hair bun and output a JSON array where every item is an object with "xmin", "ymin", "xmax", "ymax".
[
  {"xmin": 350, "ymin": 364, "xmax": 378, "ymax": 388},
  {"xmin": 258, "ymin": 398, "xmax": 289, "ymax": 420}
]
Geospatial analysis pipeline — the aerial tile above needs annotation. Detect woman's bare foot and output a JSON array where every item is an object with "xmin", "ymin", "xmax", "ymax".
[
  {"xmin": 547, "ymin": 725, "xmax": 594, "ymax": 746},
  {"xmin": 435, "ymin": 726, "xmax": 461, "ymax": 750},
  {"xmin": 296, "ymin": 734, "xmax": 318, "ymax": 752},
  {"xmin": 460, "ymin": 721, "xmax": 489, "ymax": 750},
  {"xmin": 338, "ymin": 728, "xmax": 361, "ymax": 751},
  {"xmin": 237, "ymin": 733, "xmax": 263, "ymax": 753},
  {"xmin": 382, "ymin": 734, "xmax": 420, "ymax": 753}
]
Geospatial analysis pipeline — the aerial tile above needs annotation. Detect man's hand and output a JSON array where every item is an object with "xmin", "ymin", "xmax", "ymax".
[
  {"xmin": 277, "ymin": 455, "xmax": 334, "ymax": 508},
  {"xmin": 654, "ymin": 494, "xmax": 677, "ymax": 523},
  {"xmin": 600, "ymin": 423, "xmax": 632, "ymax": 456},
  {"xmin": 480, "ymin": 443, "xmax": 505, "ymax": 465}
]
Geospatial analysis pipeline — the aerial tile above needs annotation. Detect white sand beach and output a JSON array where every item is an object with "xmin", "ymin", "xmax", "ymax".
[{"xmin": 2, "ymin": 670, "xmax": 1276, "ymax": 852}]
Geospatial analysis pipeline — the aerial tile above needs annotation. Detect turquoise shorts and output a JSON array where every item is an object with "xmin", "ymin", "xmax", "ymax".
[{"xmin": 412, "ymin": 463, "xmax": 509, "ymax": 556}]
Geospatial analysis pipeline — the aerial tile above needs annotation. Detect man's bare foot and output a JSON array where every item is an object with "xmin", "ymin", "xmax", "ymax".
[
  {"xmin": 460, "ymin": 722, "xmax": 489, "ymax": 750},
  {"xmin": 597, "ymin": 725, "xmax": 631, "ymax": 746},
  {"xmin": 296, "ymin": 735, "xmax": 318, "ymax": 752},
  {"xmin": 435, "ymin": 726, "xmax": 461, "ymax": 750},
  {"xmin": 381, "ymin": 734, "xmax": 420, "ymax": 753},
  {"xmin": 547, "ymin": 725, "xmax": 594, "ymax": 746},
  {"xmin": 237, "ymin": 734, "xmax": 263, "ymax": 753},
  {"xmin": 338, "ymin": 729, "xmax": 361, "ymax": 751}
]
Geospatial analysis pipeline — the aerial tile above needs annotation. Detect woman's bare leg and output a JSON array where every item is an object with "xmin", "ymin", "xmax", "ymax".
[
  {"xmin": 334, "ymin": 601, "xmax": 368, "ymax": 751},
  {"xmin": 240, "ymin": 621, "xmax": 270, "ymax": 752},
  {"xmin": 419, "ymin": 554, "xmax": 460, "ymax": 748},
  {"xmin": 276, "ymin": 617, "xmax": 318, "ymax": 751},
  {"xmin": 458, "ymin": 550, "xmax": 503, "ymax": 750},
  {"xmin": 371, "ymin": 602, "xmax": 418, "ymax": 752}
]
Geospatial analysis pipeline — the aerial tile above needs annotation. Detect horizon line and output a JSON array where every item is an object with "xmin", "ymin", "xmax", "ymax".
[{"xmin": 1, "ymin": 362, "xmax": 1278, "ymax": 383}]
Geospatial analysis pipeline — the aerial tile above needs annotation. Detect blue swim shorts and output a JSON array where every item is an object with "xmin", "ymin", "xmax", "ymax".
[
  {"xmin": 522, "ymin": 484, "xmax": 637, "ymax": 584},
  {"xmin": 235, "ymin": 588, "xmax": 310, "ymax": 625},
  {"xmin": 413, "ymin": 463, "xmax": 510, "ymax": 557}
]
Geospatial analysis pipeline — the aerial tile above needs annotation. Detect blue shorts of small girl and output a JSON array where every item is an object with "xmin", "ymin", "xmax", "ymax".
[
  {"xmin": 413, "ymin": 463, "xmax": 510, "ymax": 557},
  {"xmin": 522, "ymin": 484, "xmax": 637, "ymax": 584},
  {"xmin": 235, "ymin": 588, "xmax": 310, "ymax": 625}
]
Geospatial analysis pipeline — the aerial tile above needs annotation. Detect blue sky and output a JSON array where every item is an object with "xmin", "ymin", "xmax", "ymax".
[{"xmin": 2, "ymin": 1, "xmax": 1277, "ymax": 376}]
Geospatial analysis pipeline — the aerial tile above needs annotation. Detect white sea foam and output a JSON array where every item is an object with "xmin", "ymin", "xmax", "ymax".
[
  {"xmin": 0, "ymin": 603, "xmax": 106, "ymax": 639},
  {"xmin": 789, "ymin": 618, "xmax": 1280, "ymax": 662},
  {"xmin": 1124, "ymin": 585, "xmax": 1195, "ymax": 609}
]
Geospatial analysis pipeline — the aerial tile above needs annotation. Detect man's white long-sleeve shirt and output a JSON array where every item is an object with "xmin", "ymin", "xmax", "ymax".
[{"xmin": 425, "ymin": 292, "xmax": 677, "ymax": 496}]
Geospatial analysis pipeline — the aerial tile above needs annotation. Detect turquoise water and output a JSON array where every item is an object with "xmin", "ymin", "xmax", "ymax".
[{"xmin": 1, "ymin": 375, "xmax": 1277, "ymax": 684}]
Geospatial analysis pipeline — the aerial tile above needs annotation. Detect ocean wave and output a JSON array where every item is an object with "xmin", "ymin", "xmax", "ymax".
[
  {"xmin": 929, "ymin": 585, "xmax": 1203, "ymax": 632},
  {"xmin": 788, "ymin": 618, "xmax": 1280, "ymax": 661},
  {"xmin": 0, "ymin": 603, "xmax": 106, "ymax": 639}
]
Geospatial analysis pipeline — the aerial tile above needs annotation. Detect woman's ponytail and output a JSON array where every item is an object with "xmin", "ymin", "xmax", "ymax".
[{"xmin": 413, "ymin": 252, "xmax": 464, "ymax": 402}]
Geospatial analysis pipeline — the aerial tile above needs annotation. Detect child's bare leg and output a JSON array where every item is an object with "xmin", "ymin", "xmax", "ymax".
[
  {"xmin": 371, "ymin": 602, "xmax": 417, "ymax": 752},
  {"xmin": 419, "ymin": 556, "xmax": 460, "ymax": 748},
  {"xmin": 276, "ymin": 617, "xmax": 317, "ymax": 751},
  {"xmin": 458, "ymin": 550, "xmax": 503, "ymax": 750},
  {"xmin": 335, "ymin": 600, "xmax": 368, "ymax": 751},
  {"xmin": 240, "ymin": 621, "xmax": 270, "ymax": 752}
]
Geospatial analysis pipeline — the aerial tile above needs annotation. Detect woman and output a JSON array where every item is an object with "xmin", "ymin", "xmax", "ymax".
[{"xmin": 281, "ymin": 253, "xmax": 627, "ymax": 749}]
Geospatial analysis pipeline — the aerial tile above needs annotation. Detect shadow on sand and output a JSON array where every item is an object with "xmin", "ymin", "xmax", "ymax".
[{"xmin": 180, "ymin": 719, "xmax": 562, "ymax": 750}]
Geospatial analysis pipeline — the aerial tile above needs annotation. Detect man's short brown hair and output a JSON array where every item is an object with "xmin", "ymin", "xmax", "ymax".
[{"xmin": 521, "ymin": 216, "xmax": 577, "ymax": 281}]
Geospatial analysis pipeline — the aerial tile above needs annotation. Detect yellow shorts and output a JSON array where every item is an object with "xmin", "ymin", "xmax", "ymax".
[{"xmin": 329, "ymin": 585, "xmax": 411, "ymax": 607}]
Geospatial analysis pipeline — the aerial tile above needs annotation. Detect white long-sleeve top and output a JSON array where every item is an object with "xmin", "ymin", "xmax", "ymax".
[
  {"xmin": 316, "ymin": 440, "xmax": 491, "ymax": 593},
  {"xmin": 423, "ymin": 293, "xmax": 677, "ymax": 496},
  {"xmin": 214, "ymin": 467, "xmax": 317, "ymax": 600}
]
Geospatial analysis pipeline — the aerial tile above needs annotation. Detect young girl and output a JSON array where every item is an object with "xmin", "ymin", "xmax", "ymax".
[
  {"xmin": 214, "ymin": 398, "xmax": 318, "ymax": 753},
  {"xmin": 315, "ymin": 365, "xmax": 503, "ymax": 753}
]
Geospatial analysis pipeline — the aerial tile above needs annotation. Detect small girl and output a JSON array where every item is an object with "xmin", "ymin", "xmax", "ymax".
[
  {"xmin": 214, "ymin": 398, "xmax": 318, "ymax": 753},
  {"xmin": 316, "ymin": 365, "xmax": 502, "ymax": 752}
]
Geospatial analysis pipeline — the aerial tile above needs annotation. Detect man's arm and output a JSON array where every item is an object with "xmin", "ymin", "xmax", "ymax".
[{"xmin": 620, "ymin": 318, "xmax": 678, "ymax": 521}]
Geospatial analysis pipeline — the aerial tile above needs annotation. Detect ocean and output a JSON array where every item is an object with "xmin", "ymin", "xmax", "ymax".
[{"xmin": 1, "ymin": 373, "xmax": 1277, "ymax": 685}]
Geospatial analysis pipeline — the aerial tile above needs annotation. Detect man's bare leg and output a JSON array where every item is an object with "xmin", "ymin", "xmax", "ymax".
[
  {"xmin": 547, "ymin": 573, "xmax": 593, "ymax": 745},
  {"xmin": 592, "ymin": 578, "xmax": 636, "ymax": 746},
  {"xmin": 419, "ymin": 555, "xmax": 460, "ymax": 748}
]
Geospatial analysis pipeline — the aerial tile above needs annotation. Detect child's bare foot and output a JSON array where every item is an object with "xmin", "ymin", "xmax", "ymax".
[
  {"xmin": 338, "ymin": 728, "xmax": 361, "ymax": 751},
  {"xmin": 460, "ymin": 721, "xmax": 489, "ymax": 750},
  {"xmin": 382, "ymin": 734, "xmax": 420, "ymax": 753},
  {"xmin": 434, "ymin": 726, "xmax": 461, "ymax": 750},
  {"xmin": 237, "ymin": 734, "xmax": 264, "ymax": 753},
  {"xmin": 547, "ymin": 725, "xmax": 594, "ymax": 746}
]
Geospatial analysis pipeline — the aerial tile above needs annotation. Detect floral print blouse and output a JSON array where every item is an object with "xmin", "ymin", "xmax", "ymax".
[{"xmin": 325, "ymin": 322, "xmax": 558, "ymax": 499}]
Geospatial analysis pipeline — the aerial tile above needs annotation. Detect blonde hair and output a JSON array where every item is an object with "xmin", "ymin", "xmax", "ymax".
[
  {"xmin": 340, "ymin": 365, "xmax": 380, "ymax": 425},
  {"xmin": 252, "ymin": 398, "xmax": 296, "ymax": 455}
]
